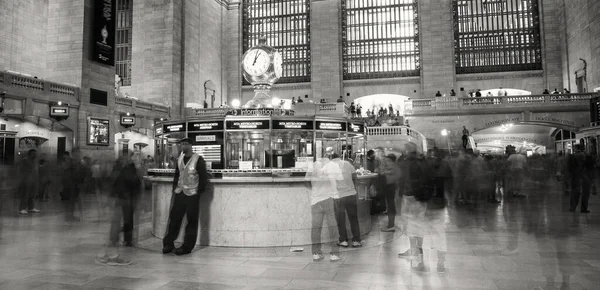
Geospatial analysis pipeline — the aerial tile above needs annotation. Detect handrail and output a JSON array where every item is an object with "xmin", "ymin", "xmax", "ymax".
[
  {"xmin": 0, "ymin": 70, "xmax": 80, "ymax": 100},
  {"xmin": 404, "ymin": 93, "xmax": 598, "ymax": 114}
]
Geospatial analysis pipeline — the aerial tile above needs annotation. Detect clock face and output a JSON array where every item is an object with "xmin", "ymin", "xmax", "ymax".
[
  {"xmin": 273, "ymin": 52, "xmax": 283, "ymax": 78},
  {"xmin": 243, "ymin": 49, "xmax": 270, "ymax": 76}
]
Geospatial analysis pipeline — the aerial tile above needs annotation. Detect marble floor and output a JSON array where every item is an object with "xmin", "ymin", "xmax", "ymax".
[{"xmin": 0, "ymin": 180, "xmax": 599, "ymax": 290}]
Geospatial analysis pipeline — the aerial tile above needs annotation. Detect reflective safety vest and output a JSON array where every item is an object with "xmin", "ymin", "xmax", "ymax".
[{"xmin": 174, "ymin": 153, "xmax": 200, "ymax": 196}]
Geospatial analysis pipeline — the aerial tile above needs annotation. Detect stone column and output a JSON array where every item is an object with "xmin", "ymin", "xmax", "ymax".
[
  {"xmin": 419, "ymin": 0, "xmax": 455, "ymax": 99},
  {"xmin": 225, "ymin": 1, "xmax": 242, "ymax": 106},
  {"xmin": 540, "ymin": 0, "xmax": 563, "ymax": 90},
  {"xmin": 310, "ymin": 0, "xmax": 343, "ymax": 103}
]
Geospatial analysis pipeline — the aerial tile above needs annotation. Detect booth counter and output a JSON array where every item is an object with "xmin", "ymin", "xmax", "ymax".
[{"xmin": 146, "ymin": 169, "xmax": 376, "ymax": 247}]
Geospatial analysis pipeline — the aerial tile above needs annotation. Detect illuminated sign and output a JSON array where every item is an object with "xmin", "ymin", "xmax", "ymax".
[
  {"xmin": 163, "ymin": 123, "xmax": 186, "ymax": 133},
  {"xmin": 272, "ymin": 120, "xmax": 314, "ymax": 130},
  {"xmin": 120, "ymin": 116, "xmax": 135, "ymax": 126},
  {"xmin": 155, "ymin": 127, "xmax": 163, "ymax": 136},
  {"xmin": 195, "ymin": 135, "xmax": 216, "ymax": 142},
  {"xmin": 50, "ymin": 106, "xmax": 69, "ymax": 117},
  {"xmin": 226, "ymin": 108, "xmax": 294, "ymax": 116},
  {"xmin": 88, "ymin": 118, "xmax": 110, "ymax": 146},
  {"xmin": 348, "ymin": 123, "xmax": 364, "ymax": 133},
  {"xmin": 316, "ymin": 121, "xmax": 347, "ymax": 131},
  {"xmin": 188, "ymin": 121, "xmax": 224, "ymax": 131},
  {"xmin": 226, "ymin": 120, "xmax": 270, "ymax": 130}
]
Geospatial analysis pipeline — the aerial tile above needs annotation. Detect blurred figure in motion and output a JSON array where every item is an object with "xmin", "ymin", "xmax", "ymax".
[
  {"xmin": 568, "ymin": 144, "xmax": 593, "ymax": 213},
  {"xmin": 381, "ymin": 153, "xmax": 400, "ymax": 232},
  {"xmin": 307, "ymin": 148, "xmax": 342, "ymax": 262},
  {"xmin": 507, "ymin": 148, "xmax": 527, "ymax": 198},
  {"xmin": 331, "ymin": 153, "xmax": 362, "ymax": 247},
  {"xmin": 62, "ymin": 151, "xmax": 84, "ymax": 221},
  {"xmin": 37, "ymin": 157, "xmax": 50, "ymax": 202},
  {"xmin": 397, "ymin": 143, "xmax": 433, "ymax": 272},
  {"xmin": 18, "ymin": 149, "xmax": 40, "ymax": 215},
  {"xmin": 96, "ymin": 152, "xmax": 140, "ymax": 266}
]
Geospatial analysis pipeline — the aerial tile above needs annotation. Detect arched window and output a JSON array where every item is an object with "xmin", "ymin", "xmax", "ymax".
[
  {"xmin": 453, "ymin": 0, "xmax": 542, "ymax": 74},
  {"xmin": 342, "ymin": 0, "xmax": 420, "ymax": 80},
  {"xmin": 115, "ymin": 0, "xmax": 133, "ymax": 86},
  {"xmin": 242, "ymin": 0, "xmax": 311, "ymax": 83}
]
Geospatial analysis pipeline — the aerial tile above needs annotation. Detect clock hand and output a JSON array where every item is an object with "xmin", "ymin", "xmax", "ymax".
[{"xmin": 252, "ymin": 51, "xmax": 260, "ymax": 65}]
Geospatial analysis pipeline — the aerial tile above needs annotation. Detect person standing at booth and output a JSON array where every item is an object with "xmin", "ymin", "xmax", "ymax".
[
  {"xmin": 331, "ymin": 153, "xmax": 362, "ymax": 247},
  {"xmin": 18, "ymin": 149, "xmax": 40, "ymax": 215},
  {"xmin": 162, "ymin": 138, "xmax": 208, "ymax": 256}
]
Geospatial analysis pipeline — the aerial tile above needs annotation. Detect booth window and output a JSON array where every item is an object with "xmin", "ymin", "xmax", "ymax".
[
  {"xmin": 341, "ymin": 0, "xmax": 420, "ymax": 80},
  {"xmin": 270, "ymin": 130, "xmax": 314, "ymax": 168},
  {"xmin": 116, "ymin": 0, "xmax": 133, "ymax": 86},
  {"xmin": 242, "ymin": 0, "xmax": 311, "ymax": 83},
  {"xmin": 453, "ymin": 0, "xmax": 542, "ymax": 74},
  {"xmin": 226, "ymin": 131, "xmax": 272, "ymax": 169}
]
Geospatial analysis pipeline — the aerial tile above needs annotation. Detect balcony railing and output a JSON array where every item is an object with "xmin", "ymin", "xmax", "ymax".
[
  {"xmin": 404, "ymin": 93, "xmax": 598, "ymax": 114},
  {"xmin": 0, "ymin": 71, "xmax": 80, "ymax": 101},
  {"xmin": 365, "ymin": 125, "xmax": 427, "ymax": 151},
  {"xmin": 115, "ymin": 96, "xmax": 170, "ymax": 115}
]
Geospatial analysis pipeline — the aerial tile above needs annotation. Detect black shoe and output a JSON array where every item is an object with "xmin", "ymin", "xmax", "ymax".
[
  {"xmin": 174, "ymin": 247, "xmax": 192, "ymax": 256},
  {"xmin": 581, "ymin": 210, "xmax": 590, "ymax": 213},
  {"xmin": 162, "ymin": 246, "xmax": 174, "ymax": 254},
  {"xmin": 124, "ymin": 242, "xmax": 134, "ymax": 247}
]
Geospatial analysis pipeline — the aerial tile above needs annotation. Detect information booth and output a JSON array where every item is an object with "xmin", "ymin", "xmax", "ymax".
[{"xmin": 147, "ymin": 112, "xmax": 374, "ymax": 247}]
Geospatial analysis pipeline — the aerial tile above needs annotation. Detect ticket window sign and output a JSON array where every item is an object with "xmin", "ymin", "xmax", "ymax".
[
  {"xmin": 316, "ymin": 121, "xmax": 347, "ymax": 131},
  {"xmin": 225, "ymin": 120, "xmax": 270, "ymax": 130},
  {"xmin": 50, "ymin": 106, "xmax": 69, "ymax": 118},
  {"xmin": 188, "ymin": 121, "xmax": 224, "ymax": 131},
  {"xmin": 120, "ymin": 116, "xmax": 136, "ymax": 126},
  {"xmin": 163, "ymin": 123, "xmax": 186, "ymax": 133},
  {"xmin": 272, "ymin": 120, "xmax": 314, "ymax": 130},
  {"xmin": 349, "ymin": 123, "xmax": 364, "ymax": 134}
]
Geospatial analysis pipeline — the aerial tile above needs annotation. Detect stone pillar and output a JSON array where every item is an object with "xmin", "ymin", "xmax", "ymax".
[
  {"xmin": 588, "ymin": 0, "xmax": 600, "ymax": 91},
  {"xmin": 540, "ymin": 0, "xmax": 563, "ymax": 90},
  {"xmin": 131, "ymin": 0, "xmax": 184, "ymax": 118},
  {"xmin": 419, "ymin": 0, "xmax": 455, "ymax": 99},
  {"xmin": 225, "ymin": 2, "xmax": 242, "ymax": 106},
  {"xmin": 197, "ymin": 0, "xmax": 226, "ymax": 108},
  {"xmin": 46, "ymin": 0, "xmax": 84, "ymax": 85},
  {"xmin": 310, "ymin": 0, "xmax": 343, "ymax": 103}
]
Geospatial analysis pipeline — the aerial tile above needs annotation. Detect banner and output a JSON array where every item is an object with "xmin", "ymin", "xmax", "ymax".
[{"xmin": 93, "ymin": 0, "xmax": 116, "ymax": 65}]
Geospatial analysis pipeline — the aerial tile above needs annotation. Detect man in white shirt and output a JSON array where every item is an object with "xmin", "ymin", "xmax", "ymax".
[
  {"xmin": 306, "ymin": 149, "xmax": 343, "ymax": 262},
  {"xmin": 331, "ymin": 153, "xmax": 362, "ymax": 248}
]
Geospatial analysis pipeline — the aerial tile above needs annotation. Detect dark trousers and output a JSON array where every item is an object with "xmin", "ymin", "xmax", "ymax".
[
  {"xmin": 462, "ymin": 136, "xmax": 468, "ymax": 148},
  {"xmin": 334, "ymin": 195, "xmax": 361, "ymax": 242},
  {"xmin": 311, "ymin": 198, "xmax": 338, "ymax": 255},
  {"xmin": 164, "ymin": 193, "xmax": 200, "ymax": 251},
  {"xmin": 19, "ymin": 196, "xmax": 34, "ymax": 211},
  {"xmin": 434, "ymin": 177, "xmax": 445, "ymax": 198},
  {"xmin": 383, "ymin": 183, "xmax": 397, "ymax": 228},
  {"xmin": 110, "ymin": 198, "xmax": 135, "ymax": 244},
  {"xmin": 19, "ymin": 182, "xmax": 36, "ymax": 211},
  {"xmin": 570, "ymin": 178, "xmax": 591, "ymax": 212}
]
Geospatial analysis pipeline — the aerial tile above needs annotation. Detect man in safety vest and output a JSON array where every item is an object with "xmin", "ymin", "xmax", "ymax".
[{"xmin": 162, "ymin": 138, "xmax": 208, "ymax": 255}]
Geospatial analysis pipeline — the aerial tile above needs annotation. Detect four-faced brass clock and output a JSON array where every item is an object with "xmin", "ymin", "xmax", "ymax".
[{"xmin": 241, "ymin": 38, "xmax": 283, "ymax": 86}]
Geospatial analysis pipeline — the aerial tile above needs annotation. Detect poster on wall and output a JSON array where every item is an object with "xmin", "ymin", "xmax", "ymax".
[
  {"xmin": 88, "ymin": 118, "xmax": 110, "ymax": 146},
  {"xmin": 93, "ymin": 0, "xmax": 116, "ymax": 65}
]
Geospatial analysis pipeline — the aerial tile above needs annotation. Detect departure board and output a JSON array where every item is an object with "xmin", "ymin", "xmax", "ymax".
[{"xmin": 192, "ymin": 145, "xmax": 221, "ymax": 164}]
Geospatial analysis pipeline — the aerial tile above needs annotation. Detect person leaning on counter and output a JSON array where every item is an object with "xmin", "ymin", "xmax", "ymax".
[{"xmin": 162, "ymin": 137, "xmax": 209, "ymax": 256}]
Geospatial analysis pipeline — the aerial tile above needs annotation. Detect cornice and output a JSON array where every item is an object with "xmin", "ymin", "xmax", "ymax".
[
  {"xmin": 215, "ymin": 0, "xmax": 240, "ymax": 10},
  {"xmin": 456, "ymin": 70, "xmax": 544, "ymax": 81}
]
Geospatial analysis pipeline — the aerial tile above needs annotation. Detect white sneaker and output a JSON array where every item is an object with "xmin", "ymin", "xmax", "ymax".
[
  {"xmin": 352, "ymin": 241, "xmax": 363, "ymax": 247},
  {"xmin": 337, "ymin": 241, "xmax": 349, "ymax": 247},
  {"xmin": 28, "ymin": 208, "xmax": 40, "ymax": 213},
  {"xmin": 312, "ymin": 253, "xmax": 324, "ymax": 261},
  {"xmin": 330, "ymin": 254, "xmax": 341, "ymax": 262},
  {"xmin": 19, "ymin": 210, "xmax": 28, "ymax": 215}
]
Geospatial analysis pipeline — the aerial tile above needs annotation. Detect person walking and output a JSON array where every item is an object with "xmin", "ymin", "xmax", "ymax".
[
  {"xmin": 110, "ymin": 152, "xmax": 141, "ymax": 247},
  {"xmin": 569, "ymin": 144, "xmax": 593, "ymax": 213},
  {"xmin": 381, "ymin": 154, "xmax": 400, "ymax": 232},
  {"xmin": 162, "ymin": 138, "xmax": 209, "ymax": 256},
  {"xmin": 461, "ymin": 126, "xmax": 470, "ymax": 149},
  {"xmin": 18, "ymin": 149, "xmax": 41, "ymax": 215},
  {"xmin": 331, "ymin": 153, "xmax": 362, "ymax": 248}
]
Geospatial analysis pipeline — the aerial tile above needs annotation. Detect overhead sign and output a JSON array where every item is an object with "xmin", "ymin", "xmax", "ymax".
[
  {"xmin": 226, "ymin": 108, "xmax": 294, "ymax": 116},
  {"xmin": 316, "ymin": 121, "xmax": 347, "ymax": 131},
  {"xmin": 155, "ymin": 127, "xmax": 163, "ymax": 136},
  {"xmin": 50, "ymin": 106, "xmax": 69, "ymax": 117},
  {"xmin": 188, "ymin": 121, "xmax": 224, "ymax": 131},
  {"xmin": 272, "ymin": 120, "xmax": 314, "ymax": 130},
  {"xmin": 92, "ymin": 0, "xmax": 116, "ymax": 65},
  {"xmin": 348, "ymin": 123, "xmax": 364, "ymax": 133},
  {"xmin": 195, "ymin": 135, "xmax": 216, "ymax": 142},
  {"xmin": 120, "ymin": 116, "xmax": 136, "ymax": 126},
  {"xmin": 163, "ymin": 123, "xmax": 186, "ymax": 133},
  {"xmin": 226, "ymin": 120, "xmax": 270, "ymax": 130}
]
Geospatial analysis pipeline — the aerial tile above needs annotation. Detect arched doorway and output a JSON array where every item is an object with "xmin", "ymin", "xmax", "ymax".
[{"xmin": 354, "ymin": 94, "xmax": 410, "ymax": 117}]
